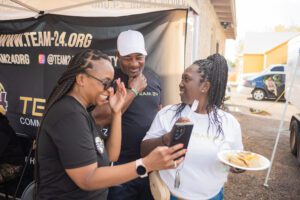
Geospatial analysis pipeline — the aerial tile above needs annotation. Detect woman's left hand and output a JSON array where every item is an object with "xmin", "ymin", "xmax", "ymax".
[{"xmin": 108, "ymin": 78, "xmax": 126, "ymax": 114}]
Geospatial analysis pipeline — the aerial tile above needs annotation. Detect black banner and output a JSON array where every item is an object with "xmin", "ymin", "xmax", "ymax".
[{"xmin": 0, "ymin": 9, "xmax": 187, "ymax": 138}]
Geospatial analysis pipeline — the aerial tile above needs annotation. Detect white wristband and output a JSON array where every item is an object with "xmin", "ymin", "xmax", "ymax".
[{"xmin": 130, "ymin": 88, "xmax": 139, "ymax": 96}]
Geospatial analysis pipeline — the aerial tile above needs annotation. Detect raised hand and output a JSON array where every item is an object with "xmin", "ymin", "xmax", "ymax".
[
  {"xmin": 108, "ymin": 78, "xmax": 126, "ymax": 114},
  {"xmin": 128, "ymin": 73, "xmax": 147, "ymax": 93},
  {"xmin": 142, "ymin": 143, "xmax": 186, "ymax": 172},
  {"xmin": 161, "ymin": 117, "xmax": 192, "ymax": 146}
]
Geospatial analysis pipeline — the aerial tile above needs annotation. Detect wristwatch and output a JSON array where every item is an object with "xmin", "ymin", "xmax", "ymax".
[{"xmin": 135, "ymin": 158, "xmax": 148, "ymax": 178}]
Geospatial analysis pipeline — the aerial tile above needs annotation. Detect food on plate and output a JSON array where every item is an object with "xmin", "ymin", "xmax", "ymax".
[{"xmin": 227, "ymin": 152, "xmax": 260, "ymax": 168}]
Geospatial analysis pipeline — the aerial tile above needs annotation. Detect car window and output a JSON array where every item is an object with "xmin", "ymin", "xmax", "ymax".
[
  {"xmin": 270, "ymin": 66, "xmax": 284, "ymax": 72},
  {"xmin": 262, "ymin": 75, "xmax": 272, "ymax": 79}
]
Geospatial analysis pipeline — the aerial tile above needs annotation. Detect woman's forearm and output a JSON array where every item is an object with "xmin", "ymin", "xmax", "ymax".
[
  {"xmin": 106, "ymin": 112, "xmax": 122, "ymax": 162},
  {"xmin": 85, "ymin": 161, "xmax": 138, "ymax": 190},
  {"xmin": 66, "ymin": 143, "xmax": 186, "ymax": 191}
]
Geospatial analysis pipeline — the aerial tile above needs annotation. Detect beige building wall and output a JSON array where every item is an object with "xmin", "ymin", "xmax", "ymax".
[{"xmin": 197, "ymin": 0, "xmax": 227, "ymax": 59}]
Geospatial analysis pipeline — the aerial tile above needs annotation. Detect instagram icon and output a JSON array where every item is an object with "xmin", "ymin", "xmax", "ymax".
[{"xmin": 38, "ymin": 54, "xmax": 46, "ymax": 64}]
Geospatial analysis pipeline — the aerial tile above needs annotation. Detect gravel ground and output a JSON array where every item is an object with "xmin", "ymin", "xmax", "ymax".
[{"xmin": 224, "ymin": 112, "xmax": 300, "ymax": 200}]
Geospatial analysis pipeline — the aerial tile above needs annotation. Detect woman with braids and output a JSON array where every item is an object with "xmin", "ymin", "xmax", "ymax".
[
  {"xmin": 141, "ymin": 53, "xmax": 243, "ymax": 200},
  {"xmin": 36, "ymin": 49, "xmax": 186, "ymax": 200}
]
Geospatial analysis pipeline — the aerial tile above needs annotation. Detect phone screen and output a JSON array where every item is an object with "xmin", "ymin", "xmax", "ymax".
[{"xmin": 170, "ymin": 122, "xmax": 193, "ymax": 149}]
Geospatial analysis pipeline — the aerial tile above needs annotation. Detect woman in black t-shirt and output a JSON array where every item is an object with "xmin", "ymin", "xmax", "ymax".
[{"xmin": 36, "ymin": 49, "xmax": 186, "ymax": 200}]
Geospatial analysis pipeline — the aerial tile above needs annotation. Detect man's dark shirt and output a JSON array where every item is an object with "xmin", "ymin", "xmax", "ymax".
[{"xmin": 114, "ymin": 67, "xmax": 161, "ymax": 163}]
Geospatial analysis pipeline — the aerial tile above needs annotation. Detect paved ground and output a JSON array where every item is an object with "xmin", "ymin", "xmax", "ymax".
[
  {"xmin": 226, "ymin": 87, "xmax": 300, "ymax": 122},
  {"xmin": 224, "ymin": 87, "xmax": 300, "ymax": 200}
]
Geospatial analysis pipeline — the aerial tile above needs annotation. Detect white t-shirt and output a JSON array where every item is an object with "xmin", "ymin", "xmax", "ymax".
[{"xmin": 143, "ymin": 104, "xmax": 243, "ymax": 200}]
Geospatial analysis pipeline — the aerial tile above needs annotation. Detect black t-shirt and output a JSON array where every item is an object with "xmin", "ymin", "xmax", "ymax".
[
  {"xmin": 0, "ymin": 113, "xmax": 16, "ymax": 158},
  {"xmin": 114, "ymin": 67, "xmax": 161, "ymax": 163},
  {"xmin": 37, "ymin": 96, "xmax": 109, "ymax": 200},
  {"xmin": 0, "ymin": 114, "xmax": 24, "ymax": 165}
]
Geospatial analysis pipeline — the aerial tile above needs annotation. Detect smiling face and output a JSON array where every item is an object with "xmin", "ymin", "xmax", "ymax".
[
  {"xmin": 82, "ymin": 59, "xmax": 114, "ymax": 106},
  {"xmin": 179, "ymin": 64, "xmax": 210, "ymax": 105},
  {"xmin": 118, "ymin": 53, "xmax": 145, "ymax": 78}
]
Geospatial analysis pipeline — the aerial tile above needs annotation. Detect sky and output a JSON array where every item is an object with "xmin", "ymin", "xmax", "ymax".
[{"xmin": 225, "ymin": 0, "xmax": 300, "ymax": 61}]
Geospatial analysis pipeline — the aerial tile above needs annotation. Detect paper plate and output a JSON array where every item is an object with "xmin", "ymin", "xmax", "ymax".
[{"xmin": 218, "ymin": 150, "xmax": 270, "ymax": 171}]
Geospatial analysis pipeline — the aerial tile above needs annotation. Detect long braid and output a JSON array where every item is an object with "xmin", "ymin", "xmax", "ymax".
[
  {"xmin": 34, "ymin": 49, "xmax": 110, "ymax": 198},
  {"xmin": 206, "ymin": 54, "xmax": 228, "ymax": 108},
  {"xmin": 206, "ymin": 54, "xmax": 228, "ymax": 138},
  {"xmin": 198, "ymin": 54, "xmax": 228, "ymax": 139}
]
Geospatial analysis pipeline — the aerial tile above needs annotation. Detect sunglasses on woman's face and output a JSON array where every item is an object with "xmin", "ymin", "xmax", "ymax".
[{"xmin": 83, "ymin": 71, "xmax": 112, "ymax": 90}]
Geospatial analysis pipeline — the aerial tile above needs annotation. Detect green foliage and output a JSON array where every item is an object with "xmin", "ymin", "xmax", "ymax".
[{"xmin": 227, "ymin": 60, "xmax": 236, "ymax": 68}]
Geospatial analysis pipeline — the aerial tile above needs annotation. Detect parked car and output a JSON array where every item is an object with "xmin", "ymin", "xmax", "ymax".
[
  {"xmin": 237, "ymin": 64, "xmax": 286, "ymax": 101},
  {"xmin": 261, "ymin": 64, "xmax": 285, "ymax": 74},
  {"xmin": 286, "ymin": 35, "xmax": 300, "ymax": 165}
]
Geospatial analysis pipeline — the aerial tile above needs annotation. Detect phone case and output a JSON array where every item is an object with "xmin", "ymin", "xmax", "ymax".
[{"xmin": 170, "ymin": 122, "xmax": 194, "ymax": 149}]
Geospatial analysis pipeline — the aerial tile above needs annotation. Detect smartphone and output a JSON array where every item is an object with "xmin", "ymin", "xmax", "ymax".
[
  {"xmin": 112, "ymin": 80, "xmax": 117, "ymax": 93},
  {"xmin": 170, "ymin": 122, "xmax": 194, "ymax": 149}
]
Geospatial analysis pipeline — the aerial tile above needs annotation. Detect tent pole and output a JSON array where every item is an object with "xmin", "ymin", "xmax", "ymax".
[
  {"xmin": 9, "ymin": 0, "xmax": 40, "ymax": 13},
  {"xmin": 263, "ymin": 51, "xmax": 300, "ymax": 187}
]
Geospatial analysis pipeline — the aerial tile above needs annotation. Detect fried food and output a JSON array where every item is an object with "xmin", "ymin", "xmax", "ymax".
[
  {"xmin": 227, "ymin": 152, "xmax": 260, "ymax": 168},
  {"xmin": 228, "ymin": 155, "xmax": 249, "ymax": 167}
]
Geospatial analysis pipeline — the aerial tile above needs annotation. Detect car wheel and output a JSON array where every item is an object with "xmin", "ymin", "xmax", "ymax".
[
  {"xmin": 297, "ymin": 130, "xmax": 300, "ymax": 165},
  {"xmin": 252, "ymin": 89, "xmax": 265, "ymax": 101},
  {"xmin": 290, "ymin": 119, "xmax": 298, "ymax": 156}
]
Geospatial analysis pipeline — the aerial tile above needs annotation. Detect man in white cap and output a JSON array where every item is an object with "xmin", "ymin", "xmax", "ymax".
[{"xmin": 93, "ymin": 30, "xmax": 161, "ymax": 200}]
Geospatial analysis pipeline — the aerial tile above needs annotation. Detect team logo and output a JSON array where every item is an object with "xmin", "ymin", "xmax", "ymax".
[
  {"xmin": 0, "ymin": 82, "xmax": 8, "ymax": 114},
  {"xmin": 95, "ymin": 136, "xmax": 104, "ymax": 154}
]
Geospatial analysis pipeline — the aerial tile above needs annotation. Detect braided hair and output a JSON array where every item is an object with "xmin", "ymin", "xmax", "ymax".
[
  {"xmin": 34, "ymin": 49, "xmax": 111, "ymax": 197},
  {"xmin": 174, "ymin": 53, "xmax": 228, "ymax": 139}
]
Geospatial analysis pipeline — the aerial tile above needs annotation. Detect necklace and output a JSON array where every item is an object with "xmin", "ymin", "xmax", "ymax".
[{"xmin": 174, "ymin": 160, "xmax": 185, "ymax": 189}]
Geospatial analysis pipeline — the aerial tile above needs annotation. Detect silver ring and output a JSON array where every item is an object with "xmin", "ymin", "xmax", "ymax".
[{"xmin": 173, "ymin": 161, "xmax": 177, "ymax": 168}]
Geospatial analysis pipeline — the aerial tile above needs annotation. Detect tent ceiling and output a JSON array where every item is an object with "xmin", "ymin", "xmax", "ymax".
[
  {"xmin": 211, "ymin": 0, "xmax": 236, "ymax": 39},
  {"xmin": 1, "ymin": 0, "xmax": 236, "ymax": 39},
  {"xmin": 0, "ymin": 0, "xmax": 200, "ymax": 16}
]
